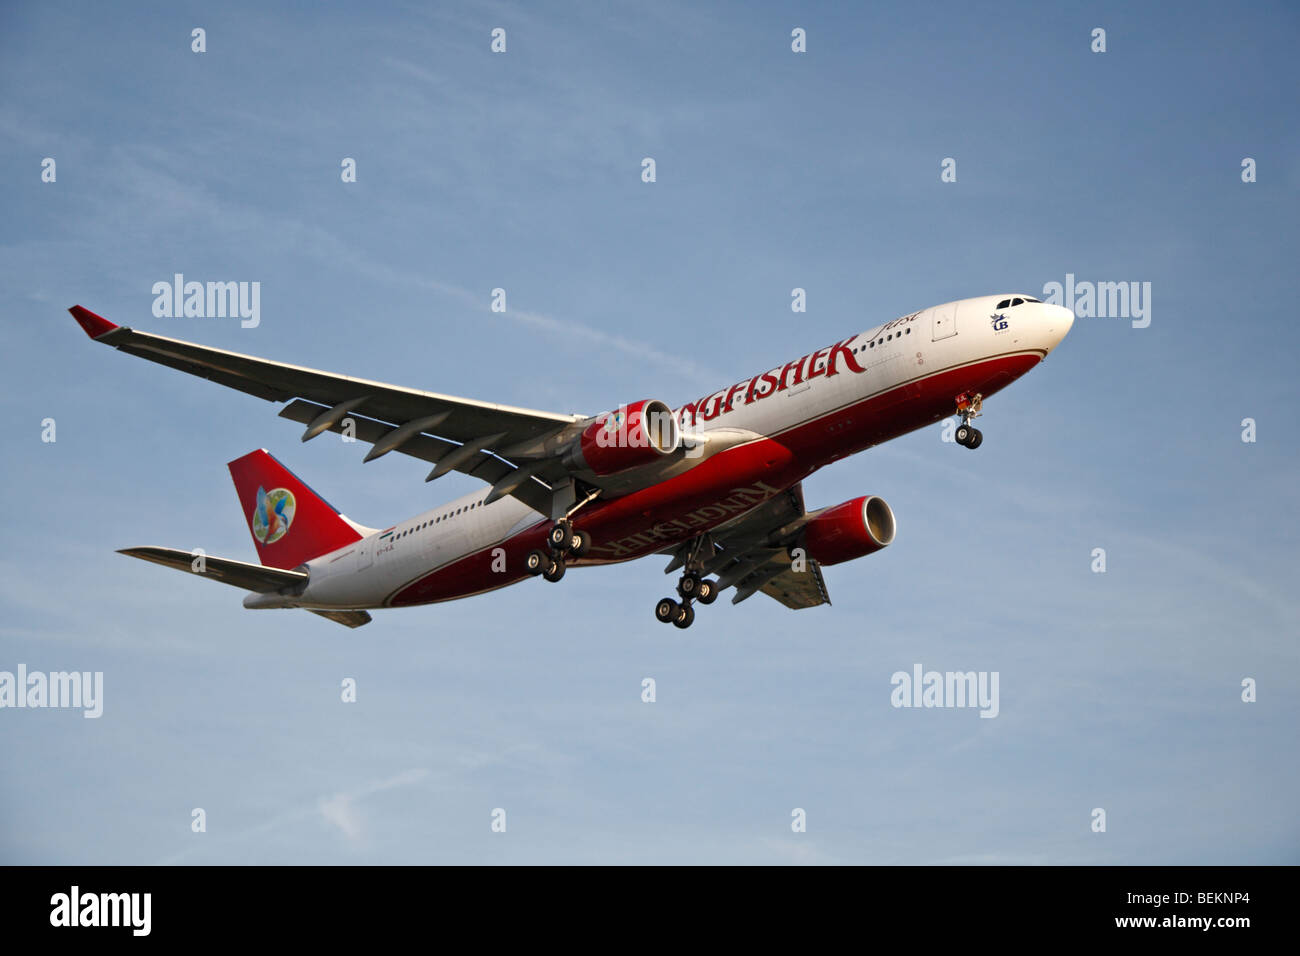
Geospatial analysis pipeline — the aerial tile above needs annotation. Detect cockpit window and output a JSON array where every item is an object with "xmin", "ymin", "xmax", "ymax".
[
  {"xmin": 1010, "ymin": 297, "xmax": 1024, "ymax": 306},
  {"xmin": 996, "ymin": 299, "xmax": 1011, "ymax": 309},
  {"xmin": 1022, "ymin": 296, "xmax": 1041, "ymax": 303}
]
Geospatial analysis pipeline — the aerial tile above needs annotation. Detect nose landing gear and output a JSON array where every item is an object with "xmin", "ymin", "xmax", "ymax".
[{"xmin": 953, "ymin": 392, "xmax": 984, "ymax": 449}]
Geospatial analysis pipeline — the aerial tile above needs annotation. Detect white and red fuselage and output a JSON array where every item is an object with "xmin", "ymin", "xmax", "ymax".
[{"xmin": 265, "ymin": 294, "xmax": 1073, "ymax": 612}]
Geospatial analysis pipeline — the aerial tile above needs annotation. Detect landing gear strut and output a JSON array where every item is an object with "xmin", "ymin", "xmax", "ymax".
[{"xmin": 953, "ymin": 392, "xmax": 984, "ymax": 450}]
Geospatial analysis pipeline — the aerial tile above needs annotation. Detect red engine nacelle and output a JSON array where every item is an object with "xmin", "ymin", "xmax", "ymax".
[
  {"xmin": 566, "ymin": 399, "xmax": 681, "ymax": 476},
  {"xmin": 801, "ymin": 496, "xmax": 897, "ymax": 566}
]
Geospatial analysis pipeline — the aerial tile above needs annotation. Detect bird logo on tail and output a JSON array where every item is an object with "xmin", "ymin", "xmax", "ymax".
[{"xmin": 251, "ymin": 486, "xmax": 296, "ymax": 544}]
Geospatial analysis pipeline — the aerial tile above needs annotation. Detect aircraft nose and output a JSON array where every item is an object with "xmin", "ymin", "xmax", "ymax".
[{"xmin": 1042, "ymin": 303, "xmax": 1074, "ymax": 351}]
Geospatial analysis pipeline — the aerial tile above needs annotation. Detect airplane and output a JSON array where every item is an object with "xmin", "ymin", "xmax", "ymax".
[{"xmin": 68, "ymin": 293, "xmax": 1074, "ymax": 629}]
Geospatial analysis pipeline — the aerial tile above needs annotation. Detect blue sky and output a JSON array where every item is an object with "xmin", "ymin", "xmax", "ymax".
[{"xmin": 2, "ymin": 0, "xmax": 1297, "ymax": 864}]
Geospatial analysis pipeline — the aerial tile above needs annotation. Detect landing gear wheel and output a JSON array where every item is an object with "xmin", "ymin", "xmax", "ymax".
[
  {"xmin": 966, "ymin": 427, "xmax": 983, "ymax": 449},
  {"xmin": 677, "ymin": 571, "xmax": 702, "ymax": 599},
  {"xmin": 672, "ymin": 603, "xmax": 695, "ymax": 629},
  {"xmin": 542, "ymin": 558, "xmax": 566, "ymax": 582},
  {"xmin": 696, "ymin": 579, "xmax": 718, "ymax": 605},
  {"xmin": 655, "ymin": 598, "xmax": 679, "ymax": 624},
  {"xmin": 955, "ymin": 424, "xmax": 972, "ymax": 447},
  {"xmin": 568, "ymin": 529, "xmax": 591, "ymax": 558},
  {"xmin": 525, "ymin": 549, "xmax": 549, "ymax": 576},
  {"xmin": 547, "ymin": 520, "xmax": 572, "ymax": 552}
]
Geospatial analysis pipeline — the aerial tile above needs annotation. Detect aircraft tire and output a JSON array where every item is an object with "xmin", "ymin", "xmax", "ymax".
[
  {"xmin": 525, "ymin": 549, "xmax": 549, "ymax": 575},
  {"xmin": 696, "ymin": 579, "xmax": 718, "ymax": 605}
]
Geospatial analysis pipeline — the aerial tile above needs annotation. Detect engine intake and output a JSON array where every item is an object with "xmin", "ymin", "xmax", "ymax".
[
  {"xmin": 801, "ymin": 496, "xmax": 896, "ymax": 566},
  {"xmin": 566, "ymin": 399, "xmax": 681, "ymax": 476}
]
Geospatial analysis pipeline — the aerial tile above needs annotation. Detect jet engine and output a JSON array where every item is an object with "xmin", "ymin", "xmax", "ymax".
[
  {"xmin": 801, "ymin": 496, "xmax": 896, "ymax": 566},
  {"xmin": 564, "ymin": 399, "xmax": 681, "ymax": 476}
]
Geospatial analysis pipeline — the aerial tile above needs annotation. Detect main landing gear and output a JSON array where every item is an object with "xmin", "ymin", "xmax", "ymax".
[
  {"xmin": 653, "ymin": 542, "xmax": 720, "ymax": 630},
  {"xmin": 526, "ymin": 517, "xmax": 593, "ymax": 585},
  {"xmin": 953, "ymin": 392, "xmax": 984, "ymax": 450}
]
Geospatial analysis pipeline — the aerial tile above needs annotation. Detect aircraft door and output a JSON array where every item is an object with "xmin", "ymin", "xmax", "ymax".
[{"xmin": 930, "ymin": 302, "xmax": 957, "ymax": 341}]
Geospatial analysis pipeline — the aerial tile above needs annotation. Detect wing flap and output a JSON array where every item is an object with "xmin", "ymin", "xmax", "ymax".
[
  {"xmin": 308, "ymin": 609, "xmax": 372, "ymax": 628},
  {"xmin": 276, "ymin": 399, "xmax": 553, "ymax": 514},
  {"xmin": 755, "ymin": 560, "xmax": 831, "ymax": 609}
]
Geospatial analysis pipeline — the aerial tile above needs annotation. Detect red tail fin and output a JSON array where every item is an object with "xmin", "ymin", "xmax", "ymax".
[{"xmin": 227, "ymin": 450, "xmax": 362, "ymax": 569}]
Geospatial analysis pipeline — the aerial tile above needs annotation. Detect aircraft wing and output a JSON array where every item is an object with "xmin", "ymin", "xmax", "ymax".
[
  {"xmin": 70, "ymin": 306, "xmax": 586, "ymax": 515},
  {"xmin": 665, "ymin": 483, "xmax": 832, "ymax": 609}
]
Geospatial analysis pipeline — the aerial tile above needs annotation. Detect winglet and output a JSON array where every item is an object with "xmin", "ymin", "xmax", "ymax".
[{"xmin": 69, "ymin": 305, "xmax": 119, "ymax": 339}]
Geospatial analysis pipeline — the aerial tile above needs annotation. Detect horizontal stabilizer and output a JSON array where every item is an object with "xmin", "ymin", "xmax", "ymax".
[{"xmin": 118, "ymin": 546, "xmax": 307, "ymax": 593}]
